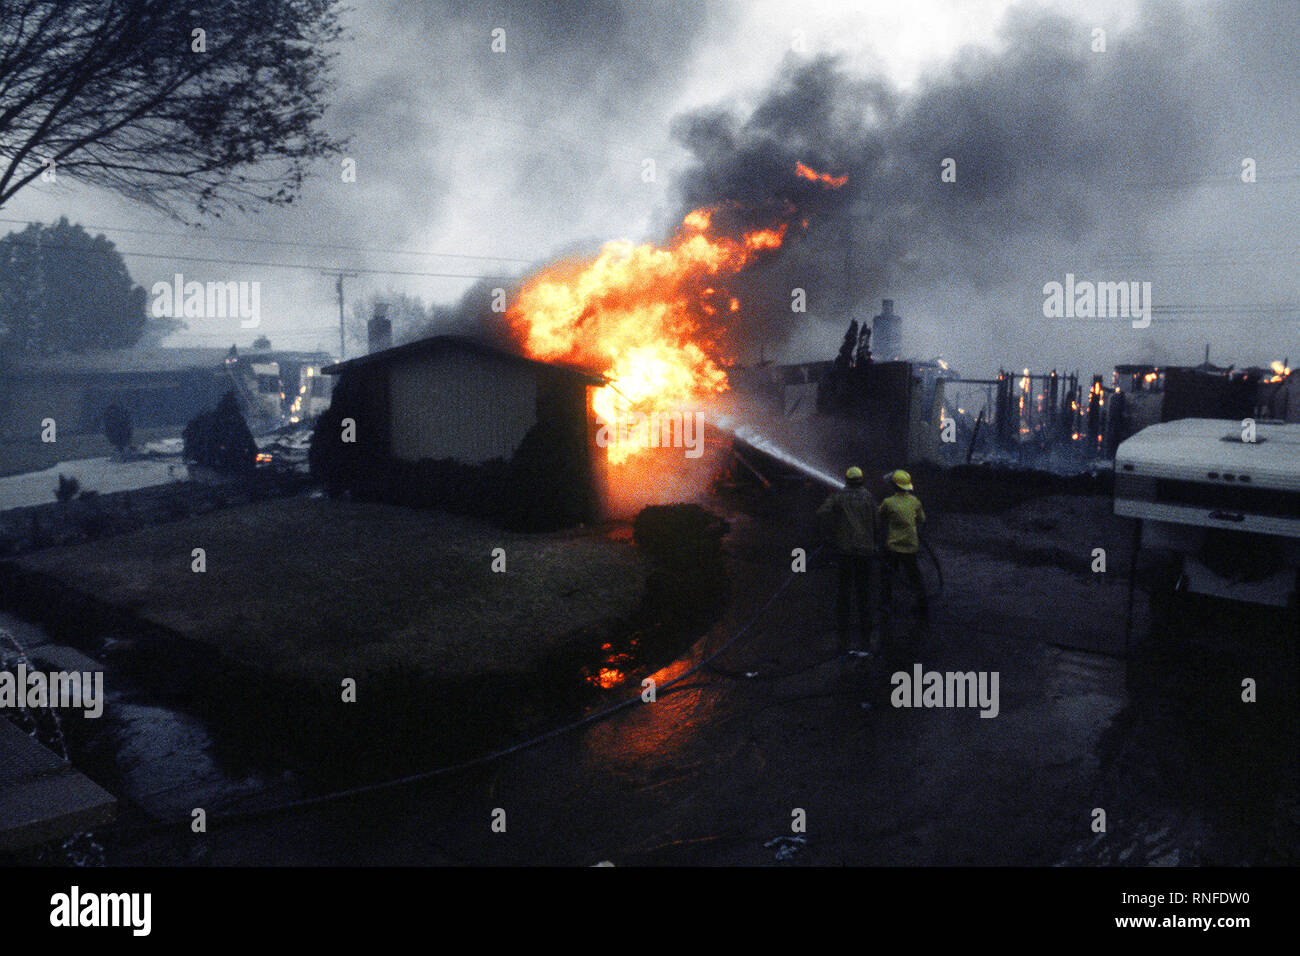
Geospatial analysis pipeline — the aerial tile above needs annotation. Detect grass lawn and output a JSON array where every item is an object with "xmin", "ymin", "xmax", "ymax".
[{"xmin": 17, "ymin": 496, "xmax": 649, "ymax": 684}]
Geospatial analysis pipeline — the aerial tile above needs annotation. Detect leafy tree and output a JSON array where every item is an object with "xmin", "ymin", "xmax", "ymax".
[
  {"xmin": 0, "ymin": 218, "xmax": 147, "ymax": 358},
  {"xmin": 0, "ymin": 0, "xmax": 347, "ymax": 218},
  {"xmin": 251, "ymin": 335, "xmax": 272, "ymax": 350}
]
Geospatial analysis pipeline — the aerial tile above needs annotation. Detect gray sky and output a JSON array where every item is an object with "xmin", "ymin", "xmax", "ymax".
[{"xmin": 6, "ymin": 0, "xmax": 1299, "ymax": 378}]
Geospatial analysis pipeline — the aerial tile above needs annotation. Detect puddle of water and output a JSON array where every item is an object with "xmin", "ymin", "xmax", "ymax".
[
  {"xmin": 107, "ymin": 692, "xmax": 293, "ymax": 820},
  {"xmin": 3, "ymin": 617, "xmax": 300, "ymax": 857},
  {"xmin": 1041, "ymin": 646, "xmax": 1127, "ymax": 699}
]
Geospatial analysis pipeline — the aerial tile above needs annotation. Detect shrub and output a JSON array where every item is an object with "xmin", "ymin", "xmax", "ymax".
[
  {"xmin": 498, "ymin": 414, "xmax": 592, "ymax": 531},
  {"xmin": 633, "ymin": 504, "xmax": 730, "ymax": 626},
  {"xmin": 309, "ymin": 375, "xmax": 371, "ymax": 496},
  {"xmin": 103, "ymin": 403, "xmax": 132, "ymax": 454},
  {"xmin": 183, "ymin": 391, "xmax": 258, "ymax": 474},
  {"xmin": 55, "ymin": 474, "xmax": 80, "ymax": 502},
  {"xmin": 633, "ymin": 503, "xmax": 729, "ymax": 563}
]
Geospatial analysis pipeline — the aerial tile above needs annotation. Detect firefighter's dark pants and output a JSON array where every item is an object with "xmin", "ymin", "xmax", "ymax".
[
  {"xmin": 835, "ymin": 554, "xmax": 874, "ymax": 650},
  {"xmin": 882, "ymin": 550, "xmax": 928, "ymax": 616}
]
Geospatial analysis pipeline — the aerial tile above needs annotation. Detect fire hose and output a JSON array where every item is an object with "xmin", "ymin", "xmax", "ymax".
[
  {"xmin": 876, "ymin": 534, "xmax": 945, "ymax": 601},
  {"xmin": 708, "ymin": 536, "xmax": 945, "ymax": 682},
  {"xmin": 920, "ymin": 534, "xmax": 946, "ymax": 598}
]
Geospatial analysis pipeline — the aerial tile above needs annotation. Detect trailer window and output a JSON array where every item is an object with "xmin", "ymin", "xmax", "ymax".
[{"xmin": 1154, "ymin": 479, "xmax": 1300, "ymax": 519}]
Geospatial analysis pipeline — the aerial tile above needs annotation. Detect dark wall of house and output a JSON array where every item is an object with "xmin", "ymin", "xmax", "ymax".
[
  {"xmin": 311, "ymin": 361, "xmax": 600, "ymax": 530},
  {"xmin": 533, "ymin": 367, "xmax": 599, "ymax": 522}
]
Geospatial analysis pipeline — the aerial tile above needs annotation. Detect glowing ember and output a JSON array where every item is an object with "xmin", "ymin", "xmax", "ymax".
[
  {"xmin": 589, "ymin": 667, "xmax": 626, "ymax": 690},
  {"xmin": 1266, "ymin": 360, "xmax": 1291, "ymax": 383}
]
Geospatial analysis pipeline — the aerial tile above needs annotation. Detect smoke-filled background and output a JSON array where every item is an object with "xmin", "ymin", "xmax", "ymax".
[{"xmin": 8, "ymin": 0, "xmax": 1299, "ymax": 375}]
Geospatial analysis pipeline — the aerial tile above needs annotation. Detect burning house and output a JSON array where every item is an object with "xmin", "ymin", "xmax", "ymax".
[
  {"xmin": 312, "ymin": 179, "xmax": 841, "ymax": 520},
  {"xmin": 1109, "ymin": 356, "xmax": 1296, "ymax": 447},
  {"xmin": 489, "ymin": 169, "xmax": 851, "ymax": 512},
  {"xmin": 717, "ymin": 299, "xmax": 962, "ymax": 481},
  {"xmin": 316, "ymin": 334, "xmax": 606, "ymax": 525},
  {"xmin": 1259, "ymin": 366, "xmax": 1300, "ymax": 421}
]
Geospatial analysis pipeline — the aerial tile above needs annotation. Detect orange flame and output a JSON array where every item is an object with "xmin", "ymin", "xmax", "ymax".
[
  {"xmin": 507, "ymin": 202, "xmax": 792, "ymax": 464},
  {"xmin": 794, "ymin": 161, "xmax": 849, "ymax": 189}
]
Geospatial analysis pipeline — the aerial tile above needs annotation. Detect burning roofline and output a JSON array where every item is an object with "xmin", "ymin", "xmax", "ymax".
[{"xmin": 321, "ymin": 333, "xmax": 607, "ymax": 386}]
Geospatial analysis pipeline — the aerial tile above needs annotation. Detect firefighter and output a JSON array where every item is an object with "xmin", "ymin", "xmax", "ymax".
[
  {"xmin": 816, "ymin": 465, "xmax": 878, "ymax": 655},
  {"xmin": 878, "ymin": 469, "xmax": 928, "ymax": 622}
]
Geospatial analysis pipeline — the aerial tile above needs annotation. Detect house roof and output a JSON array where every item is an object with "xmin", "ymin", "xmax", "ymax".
[
  {"xmin": 322, "ymin": 334, "xmax": 606, "ymax": 386},
  {"xmin": 4, "ymin": 347, "xmax": 236, "ymax": 378},
  {"xmin": 243, "ymin": 350, "xmax": 335, "ymax": 365},
  {"xmin": 2, "ymin": 347, "xmax": 338, "ymax": 380}
]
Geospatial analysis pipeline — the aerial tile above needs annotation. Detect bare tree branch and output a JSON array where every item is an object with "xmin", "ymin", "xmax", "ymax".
[{"xmin": 0, "ymin": 0, "xmax": 348, "ymax": 219}]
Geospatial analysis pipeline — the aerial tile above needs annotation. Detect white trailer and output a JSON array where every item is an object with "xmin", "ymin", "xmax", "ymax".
[{"xmin": 1114, "ymin": 418, "xmax": 1300, "ymax": 611}]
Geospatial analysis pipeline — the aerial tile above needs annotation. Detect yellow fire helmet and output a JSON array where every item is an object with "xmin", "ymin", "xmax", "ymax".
[
  {"xmin": 891, "ymin": 469, "xmax": 913, "ymax": 491},
  {"xmin": 845, "ymin": 466, "xmax": 863, "ymax": 481}
]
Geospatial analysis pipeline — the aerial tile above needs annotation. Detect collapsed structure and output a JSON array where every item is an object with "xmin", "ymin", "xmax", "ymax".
[{"xmin": 726, "ymin": 299, "xmax": 1298, "ymax": 479}]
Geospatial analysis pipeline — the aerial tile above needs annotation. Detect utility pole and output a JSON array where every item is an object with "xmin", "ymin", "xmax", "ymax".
[{"xmin": 322, "ymin": 271, "xmax": 360, "ymax": 362}]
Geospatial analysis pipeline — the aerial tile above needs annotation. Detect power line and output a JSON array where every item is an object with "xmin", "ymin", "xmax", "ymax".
[
  {"xmin": 1112, "ymin": 170, "xmax": 1300, "ymax": 193},
  {"xmin": 1087, "ymin": 259, "xmax": 1300, "ymax": 271},
  {"xmin": 1090, "ymin": 243, "xmax": 1300, "ymax": 268},
  {"xmin": 1151, "ymin": 304, "xmax": 1299, "ymax": 313},
  {"xmin": 179, "ymin": 329, "xmax": 340, "ymax": 337},
  {"xmin": 0, "ymin": 216, "xmax": 537, "ymax": 265},
  {"xmin": 0, "ymin": 233, "xmax": 514, "ymax": 280}
]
